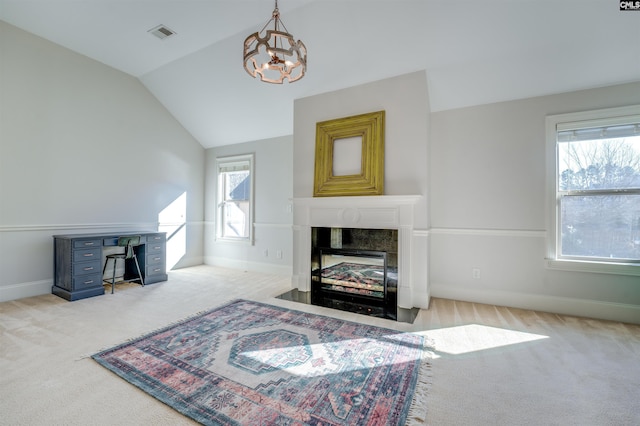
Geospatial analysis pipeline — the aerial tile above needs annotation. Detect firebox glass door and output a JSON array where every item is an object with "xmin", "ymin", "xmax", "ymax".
[{"xmin": 315, "ymin": 249, "xmax": 387, "ymax": 300}]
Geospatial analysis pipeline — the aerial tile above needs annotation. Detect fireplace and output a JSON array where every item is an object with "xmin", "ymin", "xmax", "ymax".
[
  {"xmin": 286, "ymin": 195, "xmax": 427, "ymax": 323},
  {"xmin": 311, "ymin": 228, "xmax": 398, "ymax": 319}
]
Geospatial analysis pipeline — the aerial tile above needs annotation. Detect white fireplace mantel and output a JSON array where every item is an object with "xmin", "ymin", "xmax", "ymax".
[
  {"xmin": 293, "ymin": 195, "xmax": 421, "ymax": 228},
  {"xmin": 291, "ymin": 195, "xmax": 428, "ymax": 309}
]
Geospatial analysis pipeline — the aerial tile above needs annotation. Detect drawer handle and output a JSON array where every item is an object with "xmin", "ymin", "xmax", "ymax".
[
  {"xmin": 154, "ymin": 246, "xmax": 161, "ymax": 250},
  {"xmin": 84, "ymin": 242, "xmax": 95, "ymax": 246},
  {"xmin": 154, "ymin": 257, "xmax": 161, "ymax": 261},
  {"xmin": 83, "ymin": 267, "xmax": 94, "ymax": 271},
  {"xmin": 83, "ymin": 253, "xmax": 94, "ymax": 257},
  {"xmin": 84, "ymin": 280, "xmax": 94, "ymax": 285},
  {"xmin": 153, "ymin": 268, "xmax": 161, "ymax": 272},
  {"xmin": 153, "ymin": 237, "xmax": 162, "ymax": 240}
]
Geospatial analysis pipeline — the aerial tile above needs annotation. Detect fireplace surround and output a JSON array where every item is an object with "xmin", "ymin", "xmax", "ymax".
[{"xmin": 291, "ymin": 195, "xmax": 427, "ymax": 319}]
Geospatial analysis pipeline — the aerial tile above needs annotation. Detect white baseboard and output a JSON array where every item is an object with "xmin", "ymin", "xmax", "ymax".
[
  {"xmin": 0, "ymin": 279, "xmax": 53, "ymax": 303},
  {"xmin": 171, "ymin": 256, "xmax": 205, "ymax": 270},
  {"xmin": 410, "ymin": 290, "xmax": 430, "ymax": 310},
  {"xmin": 430, "ymin": 282, "xmax": 640, "ymax": 325},
  {"xmin": 204, "ymin": 256, "xmax": 293, "ymax": 276}
]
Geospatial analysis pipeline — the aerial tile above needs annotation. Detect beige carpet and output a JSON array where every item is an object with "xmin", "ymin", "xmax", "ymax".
[{"xmin": 1, "ymin": 265, "xmax": 638, "ymax": 425}]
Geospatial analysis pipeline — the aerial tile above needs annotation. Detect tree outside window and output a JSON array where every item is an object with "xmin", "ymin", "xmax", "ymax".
[
  {"xmin": 556, "ymin": 121, "xmax": 640, "ymax": 262},
  {"xmin": 216, "ymin": 154, "xmax": 254, "ymax": 242}
]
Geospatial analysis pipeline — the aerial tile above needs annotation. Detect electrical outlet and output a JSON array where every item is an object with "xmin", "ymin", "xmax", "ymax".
[
  {"xmin": 472, "ymin": 268, "xmax": 481, "ymax": 280},
  {"xmin": 263, "ymin": 249, "xmax": 268, "ymax": 257},
  {"xmin": 276, "ymin": 250, "xmax": 283, "ymax": 259}
]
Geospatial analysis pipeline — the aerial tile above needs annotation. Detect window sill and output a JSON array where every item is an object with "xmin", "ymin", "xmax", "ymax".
[
  {"xmin": 216, "ymin": 237, "xmax": 253, "ymax": 245},
  {"xmin": 546, "ymin": 259, "xmax": 640, "ymax": 276}
]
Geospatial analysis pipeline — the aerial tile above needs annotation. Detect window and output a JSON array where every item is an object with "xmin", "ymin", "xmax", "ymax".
[
  {"xmin": 216, "ymin": 154, "xmax": 254, "ymax": 243},
  {"xmin": 546, "ymin": 105, "xmax": 640, "ymax": 274}
]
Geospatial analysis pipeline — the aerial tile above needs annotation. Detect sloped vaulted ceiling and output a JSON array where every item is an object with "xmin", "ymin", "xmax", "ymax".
[{"xmin": 1, "ymin": 0, "xmax": 639, "ymax": 148}]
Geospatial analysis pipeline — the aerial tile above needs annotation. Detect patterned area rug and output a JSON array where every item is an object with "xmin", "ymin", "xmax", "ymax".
[{"xmin": 93, "ymin": 299, "xmax": 431, "ymax": 425}]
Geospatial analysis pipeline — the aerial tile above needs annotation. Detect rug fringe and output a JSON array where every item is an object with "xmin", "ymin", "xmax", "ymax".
[{"xmin": 405, "ymin": 337, "xmax": 434, "ymax": 425}]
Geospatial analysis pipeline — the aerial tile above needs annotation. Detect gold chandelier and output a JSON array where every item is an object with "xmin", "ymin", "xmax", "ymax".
[{"xmin": 243, "ymin": 0, "xmax": 307, "ymax": 84}]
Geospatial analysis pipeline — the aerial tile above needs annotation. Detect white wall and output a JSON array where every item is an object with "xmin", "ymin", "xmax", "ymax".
[
  {"xmin": 3, "ymin": 18, "xmax": 637, "ymax": 323},
  {"xmin": 293, "ymin": 71, "xmax": 431, "ymax": 307},
  {"xmin": 430, "ymin": 81, "xmax": 640, "ymax": 324},
  {"xmin": 291, "ymin": 70, "xmax": 639, "ymax": 322},
  {"xmin": 204, "ymin": 136, "xmax": 293, "ymax": 275},
  {"xmin": 0, "ymin": 21, "xmax": 205, "ymax": 301},
  {"xmin": 293, "ymin": 71, "xmax": 430, "ymax": 226}
]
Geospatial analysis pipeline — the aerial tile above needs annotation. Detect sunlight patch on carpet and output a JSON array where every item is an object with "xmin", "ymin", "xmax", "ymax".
[
  {"xmin": 238, "ymin": 335, "xmax": 426, "ymax": 378},
  {"xmin": 420, "ymin": 324, "xmax": 548, "ymax": 356}
]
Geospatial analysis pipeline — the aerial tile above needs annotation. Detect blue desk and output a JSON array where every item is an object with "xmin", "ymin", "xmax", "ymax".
[{"xmin": 52, "ymin": 231, "xmax": 167, "ymax": 301}]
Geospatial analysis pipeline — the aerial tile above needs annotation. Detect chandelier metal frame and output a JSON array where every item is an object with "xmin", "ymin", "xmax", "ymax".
[{"xmin": 243, "ymin": 0, "xmax": 307, "ymax": 84}]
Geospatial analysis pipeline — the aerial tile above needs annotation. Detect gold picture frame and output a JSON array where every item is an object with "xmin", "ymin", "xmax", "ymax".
[{"xmin": 313, "ymin": 110, "xmax": 385, "ymax": 197}]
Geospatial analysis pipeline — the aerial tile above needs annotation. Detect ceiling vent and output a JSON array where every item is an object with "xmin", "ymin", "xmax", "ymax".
[{"xmin": 148, "ymin": 25, "xmax": 176, "ymax": 40}]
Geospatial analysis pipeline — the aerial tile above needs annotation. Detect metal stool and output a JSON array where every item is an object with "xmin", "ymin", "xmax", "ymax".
[{"xmin": 102, "ymin": 235, "xmax": 144, "ymax": 294}]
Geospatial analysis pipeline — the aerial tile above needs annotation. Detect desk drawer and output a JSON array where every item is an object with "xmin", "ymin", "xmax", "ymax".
[
  {"xmin": 73, "ymin": 239, "xmax": 101, "ymax": 249},
  {"xmin": 73, "ymin": 248, "xmax": 101, "ymax": 262},
  {"xmin": 103, "ymin": 235, "xmax": 147, "ymax": 246},
  {"xmin": 146, "ymin": 233, "xmax": 165, "ymax": 244},
  {"xmin": 72, "ymin": 259, "xmax": 102, "ymax": 276},
  {"xmin": 146, "ymin": 243, "xmax": 164, "ymax": 254},
  {"xmin": 103, "ymin": 237, "xmax": 118, "ymax": 246},
  {"xmin": 72, "ymin": 273, "xmax": 103, "ymax": 290},
  {"xmin": 146, "ymin": 265, "xmax": 166, "ymax": 277},
  {"xmin": 146, "ymin": 253, "xmax": 165, "ymax": 266}
]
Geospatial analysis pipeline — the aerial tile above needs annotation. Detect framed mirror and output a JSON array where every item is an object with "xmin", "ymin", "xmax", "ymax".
[{"xmin": 313, "ymin": 110, "xmax": 385, "ymax": 197}]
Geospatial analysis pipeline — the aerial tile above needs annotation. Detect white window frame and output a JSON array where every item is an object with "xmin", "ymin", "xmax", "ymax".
[
  {"xmin": 216, "ymin": 153, "xmax": 255, "ymax": 244},
  {"xmin": 545, "ymin": 105, "xmax": 640, "ymax": 276}
]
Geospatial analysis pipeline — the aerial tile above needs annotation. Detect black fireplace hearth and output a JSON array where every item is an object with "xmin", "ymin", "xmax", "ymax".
[{"xmin": 276, "ymin": 289, "xmax": 419, "ymax": 323}]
